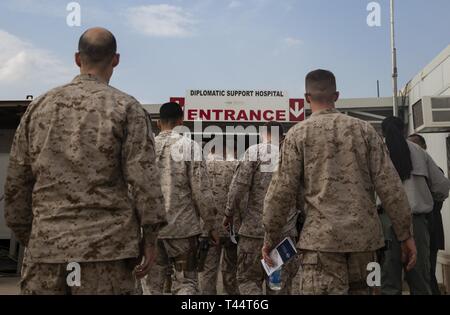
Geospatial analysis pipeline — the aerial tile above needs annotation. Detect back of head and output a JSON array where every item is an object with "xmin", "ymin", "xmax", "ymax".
[
  {"xmin": 381, "ymin": 116, "xmax": 413, "ymax": 181},
  {"xmin": 264, "ymin": 121, "xmax": 284, "ymax": 143},
  {"xmin": 408, "ymin": 133, "xmax": 427, "ymax": 150},
  {"xmin": 159, "ymin": 102, "xmax": 184, "ymax": 126},
  {"xmin": 305, "ymin": 69, "xmax": 337, "ymax": 104},
  {"xmin": 78, "ymin": 27, "xmax": 117, "ymax": 68}
]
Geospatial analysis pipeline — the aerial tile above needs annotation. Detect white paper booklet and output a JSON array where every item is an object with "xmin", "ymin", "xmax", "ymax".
[{"xmin": 261, "ymin": 237, "xmax": 298, "ymax": 276}]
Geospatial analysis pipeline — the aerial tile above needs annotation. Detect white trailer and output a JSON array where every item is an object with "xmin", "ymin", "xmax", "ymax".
[{"xmin": 405, "ymin": 45, "xmax": 450, "ymax": 291}]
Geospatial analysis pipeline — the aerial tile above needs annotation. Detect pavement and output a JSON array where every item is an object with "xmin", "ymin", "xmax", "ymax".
[{"xmin": 0, "ymin": 276, "xmax": 20, "ymax": 295}]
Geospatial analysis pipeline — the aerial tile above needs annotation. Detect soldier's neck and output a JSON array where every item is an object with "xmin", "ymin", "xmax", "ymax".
[
  {"xmin": 160, "ymin": 126, "xmax": 173, "ymax": 132},
  {"xmin": 80, "ymin": 69, "xmax": 111, "ymax": 84},
  {"xmin": 160, "ymin": 122, "xmax": 183, "ymax": 132},
  {"xmin": 311, "ymin": 103, "xmax": 335, "ymax": 113}
]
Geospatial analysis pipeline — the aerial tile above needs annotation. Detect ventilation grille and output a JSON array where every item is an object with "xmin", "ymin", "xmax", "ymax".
[{"xmin": 412, "ymin": 97, "xmax": 450, "ymax": 133}]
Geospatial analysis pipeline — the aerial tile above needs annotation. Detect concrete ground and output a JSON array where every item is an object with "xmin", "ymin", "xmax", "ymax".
[{"xmin": 0, "ymin": 276, "xmax": 20, "ymax": 295}]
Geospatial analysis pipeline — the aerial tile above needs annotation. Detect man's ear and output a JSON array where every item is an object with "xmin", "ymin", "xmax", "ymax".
[
  {"xmin": 334, "ymin": 91, "xmax": 340, "ymax": 103},
  {"xmin": 304, "ymin": 93, "xmax": 311, "ymax": 104},
  {"xmin": 157, "ymin": 120, "xmax": 161, "ymax": 130},
  {"xmin": 75, "ymin": 52, "xmax": 82, "ymax": 68},
  {"xmin": 112, "ymin": 54, "xmax": 120, "ymax": 68}
]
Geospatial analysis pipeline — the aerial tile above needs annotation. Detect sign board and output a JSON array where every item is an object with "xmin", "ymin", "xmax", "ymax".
[{"xmin": 170, "ymin": 90, "xmax": 304, "ymax": 123}]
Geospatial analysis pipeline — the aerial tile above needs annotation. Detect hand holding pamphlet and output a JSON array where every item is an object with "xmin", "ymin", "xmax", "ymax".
[{"xmin": 261, "ymin": 237, "xmax": 298, "ymax": 276}]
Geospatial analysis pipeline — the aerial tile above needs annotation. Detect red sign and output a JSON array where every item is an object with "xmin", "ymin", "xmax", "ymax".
[
  {"xmin": 186, "ymin": 109, "xmax": 287, "ymax": 122},
  {"xmin": 289, "ymin": 99, "xmax": 305, "ymax": 122},
  {"xmin": 170, "ymin": 97, "xmax": 185, "ymax": 107},
  {"xmin": 169, "ymin": 96, "xmax": 305, "ymax": 123}
]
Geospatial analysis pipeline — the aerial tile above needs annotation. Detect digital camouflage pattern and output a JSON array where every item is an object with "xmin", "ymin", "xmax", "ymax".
[
  {"xmin": 144, "ymin": 237, "xmax": 199, "ymax": 295},
  {"xmin": 199, "ymin": 157, "xmax": 240, "ymax": 295},
  {"xmin": 206, "ymin": 157, "xmax": 239, "ymax": 236},
  {"xmin": 154, "ymin": 131, "xmax": 216, "ymax": 239},
  {"xmin": 263, "ymin": 108, "xmax": 412, "ymax": 252},
  {"xmin": 237, "ymin": 235, "xmax": 300, "ymax": 295},
  {"xmin": 226, "ymin": 143, "xmax": 301, "ymax": 295},
  {"xmin": 236, "ymin": 237, "xmax": 266, "ymax": 295},
  {"xmin": 225, "ymin": 143, "xmax": 276, "ymax": 238},
  {"xmin": 299, "ymin": 250, "xmax": 376, "ymax": 295},
  {"xmin": 21, "ymin": 251, "xmax": 141, "ymax": 295},
  {"xmin": 226, "ymin": 143, "xmax": 299, "ymax": 239},
  {"xmin": 4, "ymin": 74, "xmax": 167, "ymax": 263},
  {"xmin": 199, "ymin": 238, "xmax": 239, "ymax": 295}
]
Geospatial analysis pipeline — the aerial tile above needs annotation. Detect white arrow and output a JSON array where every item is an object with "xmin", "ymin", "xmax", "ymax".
[{"xmin": 290, "ymin": 106, "xmax": 304, "ymax": 118}]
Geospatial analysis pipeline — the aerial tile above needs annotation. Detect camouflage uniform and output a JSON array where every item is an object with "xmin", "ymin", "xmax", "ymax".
[
  {"xmin": 144, "ymin": 131, "xmax": 216, "ymax": 295},
  {"xmin": 20, "ymin": 250, "xmax": 142, "ymax": 295},
  {"xmin": 199, "ymin": 157, "xmax": 239, "ymax": 295},
  {"xmin": 226, "ymin": 143, "xmax": 301, "ymax": 295},
  {"xmin": 4, "ymin": 74, "xmax": 167, "ymax": 295},
  {"xmin": 263, "ymin": 108, "xmax": 413, "ymax": 295}
]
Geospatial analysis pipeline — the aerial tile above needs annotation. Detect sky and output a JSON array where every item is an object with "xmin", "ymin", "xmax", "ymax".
[{"xmin": 0, "ymin": 0, "xmax": 449, "ymax": 103}]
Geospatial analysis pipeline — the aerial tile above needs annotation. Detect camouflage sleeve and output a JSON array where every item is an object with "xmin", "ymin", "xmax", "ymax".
[
  {"xmin": 224, "ymin": 155, "xmax": 256, "ymax": 218},
  {"xmin": 122, "ymin": 102, "xmax": 167, "ymax": 244},
  {"xmin": 4, "ymin": 113, "xmax": 34, "ymax": 246},
  {"xmin": 366, "ymin": 124, "xmax": 412, "ymax": 242},
  {"xmin": 189, "ymin": 142, "xmax": 217, "ymax": 233},
  {"xmin": 263, "ymin": 132, "xmax": 303, "ymax": 248}
]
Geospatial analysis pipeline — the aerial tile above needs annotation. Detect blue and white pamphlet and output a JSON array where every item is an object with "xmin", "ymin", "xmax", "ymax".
[{"xmin": 261, "ymin": 237, "xmax": 298, "ymax": 276}]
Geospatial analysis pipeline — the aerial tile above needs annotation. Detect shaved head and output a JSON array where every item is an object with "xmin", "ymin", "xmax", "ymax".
[
  {"xmin": 78, "ymin": 27, "xmax": 117, "ymax": 67},
  {"xmin": 305, "ymin": 69, "xmax": 337, "ymax": 104}
]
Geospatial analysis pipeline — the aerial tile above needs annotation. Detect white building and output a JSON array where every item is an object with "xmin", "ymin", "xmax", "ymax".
[{"xmin": 404, "ymin": 45, "xmax": 450, "ymax": 288}]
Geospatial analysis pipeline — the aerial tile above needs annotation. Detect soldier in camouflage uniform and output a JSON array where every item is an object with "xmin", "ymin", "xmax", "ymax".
[
  {"xmin": 262, "ymin": 69, "xmax": 417, "ymax": 295},
  {"xmin": 224, "ymin": 123, "xmax": 301, "ymax": 295},
  {"xmin": 4, "ymin": 28, "xmax": 167, "ymax": 295},
  {"xmin": 144, "ymin": 102, "xmax": 219, "ymax": 295},
  {"xmin": 199, "ymin": 147, "xmax": 240, "ymax": 295}
]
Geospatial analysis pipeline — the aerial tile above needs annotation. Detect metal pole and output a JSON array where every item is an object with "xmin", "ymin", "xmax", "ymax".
[
  {"xmin": 390, "ymin": 0, "xmax": 399, "ymax": 116},
  {"xmin": 377, "ymin": 80, "xmax": 380, "ymax": 98}
]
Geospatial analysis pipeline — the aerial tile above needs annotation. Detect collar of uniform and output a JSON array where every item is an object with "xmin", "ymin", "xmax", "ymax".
[
  {"xmin": 72, "ymin": 74, "xmax": 105, "ymax": 84},
  {"xmin": 310, "ymin": 108, "xmax": 339, "ymax": 117},
  {"xmin": 158, "ymin": 130, "xmax": 173, "ymax": 136}
]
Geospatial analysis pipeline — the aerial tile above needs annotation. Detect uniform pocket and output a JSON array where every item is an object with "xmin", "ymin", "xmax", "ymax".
[
  {"xmin": 299, "ymin": 251, "xmax": 319, "ymax": 295},
  {"xmin": 300, "ymin": 251, "xmax": 319, "ymax": 265}
]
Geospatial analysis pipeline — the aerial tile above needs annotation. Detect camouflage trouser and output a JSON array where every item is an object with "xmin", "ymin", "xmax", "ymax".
[
  {"xmin": 299, "ymin": 250, "xmax": 376, "ymax": 295},
  {"xmin": 291, "ymin": 264, "xmax": 303, "ymax": 295},
  {"xmin": 144, "ymin": 237, "xmax": 199, "ymax": 295},
  {"xmin": 237, "ymin": 236, "xmax": 300, "ymax": 295},
  {"xmin": 199, "ymin": 237, "xmax": 239, "ymax": 295},
  {"xmin": 20, "ymin": 252, "xmax": 139, "ymax": 295}
]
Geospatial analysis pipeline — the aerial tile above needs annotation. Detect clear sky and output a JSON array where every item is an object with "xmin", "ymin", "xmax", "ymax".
[{"xmin": 0, "ymin": 0, "xmax": 449, "ymax": 103}]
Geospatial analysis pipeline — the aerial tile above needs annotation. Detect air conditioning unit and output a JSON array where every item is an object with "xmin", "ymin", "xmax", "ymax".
[{"xmin": 412, "ymin": 96, "xmax": 450, "ymax": 133}]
